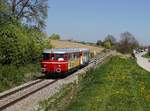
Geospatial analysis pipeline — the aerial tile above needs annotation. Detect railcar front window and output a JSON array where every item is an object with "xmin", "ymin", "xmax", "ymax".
[
  {"xmin": 50, "ymin": 54, "xmax": 55, "ymax": 60},
  {"xmin": 56, "ymin": 54, "xmax": 64, "ymax": 61}
]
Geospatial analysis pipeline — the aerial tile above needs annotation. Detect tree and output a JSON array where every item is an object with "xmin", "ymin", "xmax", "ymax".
[
  {"xmin": 0, "ymin": 23, "xmax": 51, "ymax": 65},
  {"xmin": 148, "ymin": 46, "xmax": 150, "ymax": 55},
  {"xmin": 117, "ymin": 32, "xmax": 139, "ymax": 53},
  {"xmin": 49, "ymin": 33, "xmax": 61, "ymax": 40},
  {"xmin": 0, "ymin": 0, "xmax": 8, "ymax": 18},
  {"xmin": 0, "ymin": 0, "xmax": 5, "ymax": 11},
  {"xmin": 5, "ymin": 0, "xmax": 48, "ymax": 29},
  {"xmin": 103, "ymin": 41, "xmax": 111, "ymax": 49},
  {"xmin": 96, "ymin": 40, "xmax": 102, "ymax": 46},
  {"xmin": 104, "ymin": 34, "xmax": 116, "ymax": 45}
]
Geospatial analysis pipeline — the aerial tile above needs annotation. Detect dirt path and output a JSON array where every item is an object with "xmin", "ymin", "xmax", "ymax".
[{"xmin": 135, "ymin": 52, "xmax": 150, "ymax": 72}]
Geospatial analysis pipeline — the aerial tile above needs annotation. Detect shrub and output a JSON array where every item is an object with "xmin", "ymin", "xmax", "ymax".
[
  {"xmin": 103, "ymin": 41, "xmax": 111, "ymax": 49},
  {"xmin": 49, "ymin": 33, "xmax": 61, "ymax": 40},
  {"xmin": 25, "ymin": 27, "xmax": 52, "ymax": 63},
  {"xmin": 0, "ymin": 63, "xmax": 41, "ymax": 92},
  {"xmin": 0, "ymin": 23, "xmax": 52, "ymax": 65},
  {"xmin": 0, "ymin": 23, "xmax": 29, "ymax": 65},
  {"xmin": 148, "ymin": 46, "xmax": 150, "ymax": 55},
  {"xmin": 96, "ymin": 40, "xmax": 102, "ymax": 46},
  {"xmin": 117, "ymin": 32, "xmax": 139, "ymax": 54},
  {"xmin": 104, "ymin": 34, "xmax": 117, "ymax": 45}
]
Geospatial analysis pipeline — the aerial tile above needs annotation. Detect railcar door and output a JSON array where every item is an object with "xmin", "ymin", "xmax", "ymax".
[{"xmin": 80, "ymin": 52, "xmax": 83, "ymax": 65}]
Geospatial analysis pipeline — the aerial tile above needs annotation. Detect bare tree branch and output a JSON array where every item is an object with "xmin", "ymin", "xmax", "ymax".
[
  {"xmin": 12, "ymin": 0, "xmax": 16, "ymax": 13},
  {"xmin": 16, "ymin": 0, "xmax": 24, "ymax": 6},
  {"xmin": 5, "ymin": 0, "xmax": 48, "ymax": 29},
  {"xmin": 17, "ymin": 0, "xmax": 29, "ymax": 18}
]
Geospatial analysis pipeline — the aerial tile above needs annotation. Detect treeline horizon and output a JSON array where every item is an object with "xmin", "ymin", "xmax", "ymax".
[
  {"xmin": 49, "ymin": 31, "xmax": 141, "ymax": 54},
  {"xmin": 96, "ymin": 31, "xmax": 140, "ymax": 54}
]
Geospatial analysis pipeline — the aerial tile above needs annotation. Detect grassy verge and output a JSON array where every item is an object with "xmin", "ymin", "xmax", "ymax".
[
  {"xmin": 143, "ymin": 53, "xmax": 150, "ymax": 59},
  {"xmin": 65, "ymin": 56, "xmax": 150, "ymax": 111},
  {"xmin": 37, "ymin": 56, "xmax": 150, "ymax": 111},
  {"xmin": 0, "ymin": 63, "xmax": 41, "ymax": 92}
]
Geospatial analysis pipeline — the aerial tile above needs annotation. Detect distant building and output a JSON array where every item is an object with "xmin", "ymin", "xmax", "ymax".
[{"xmin": 145, "ymin": 48, "xmax": 148, "ymax": 52}]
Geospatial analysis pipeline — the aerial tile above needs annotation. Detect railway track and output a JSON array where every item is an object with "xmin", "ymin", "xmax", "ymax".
[
  {"xmin": 0, "ymin": 79, "xmax": 58, "ymax": 110},
  {"xmin": 0, "ymin": 51, "xmax": 114, "ymax": 111}
]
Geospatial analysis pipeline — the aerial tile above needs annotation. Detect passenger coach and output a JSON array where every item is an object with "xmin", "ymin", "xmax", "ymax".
[{"xmin": 41, "ymin": 48, "xmax": 90, "ymax": 75}]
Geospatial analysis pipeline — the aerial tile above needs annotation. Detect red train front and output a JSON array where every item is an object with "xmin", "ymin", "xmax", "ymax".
[
  {"xmin": 41, "ymin": 49, "xmax": 68, "ymax": 74},
  {"xmin": 41, "ymin": 48, "xmax": 90, "ymax": 75}
]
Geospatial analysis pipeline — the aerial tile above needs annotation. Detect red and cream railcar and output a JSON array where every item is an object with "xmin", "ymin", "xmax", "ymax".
[{"xmin": 41, "ymin": 48, "xmax": 89, "ymax": 75}]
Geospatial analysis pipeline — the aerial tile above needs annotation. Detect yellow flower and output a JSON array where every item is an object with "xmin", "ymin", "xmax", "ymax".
[{"xmin": 116, "ymin": 91, "xmax": 119, "ymax": 94}]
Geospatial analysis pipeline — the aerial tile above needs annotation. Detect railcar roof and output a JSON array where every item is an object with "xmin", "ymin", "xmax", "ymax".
[{"xmin": 43, "ymin": 48, "xmax": 89, "ymax": 54}]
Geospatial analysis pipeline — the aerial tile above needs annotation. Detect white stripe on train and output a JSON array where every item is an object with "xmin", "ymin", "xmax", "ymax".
[{"xmin": 42, "ymin": 62, "xmax": 68, "ymax": 64}]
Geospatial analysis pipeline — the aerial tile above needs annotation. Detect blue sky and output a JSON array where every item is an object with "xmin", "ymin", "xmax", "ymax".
[{"xmin": 46, "ymin": 0, "xmax": 150, "ymax": 45}]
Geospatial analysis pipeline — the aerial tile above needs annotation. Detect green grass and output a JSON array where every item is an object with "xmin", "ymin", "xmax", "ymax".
[
  {"xmin": 143, "ymin": 53, "xmax": 150, "ymax": 59},
  {"xmin": 65, "ymin": 56, "xmax": 150, "ymax": 111},
  {"xmin": 0, "ymin": 63, "xmax": 41, "ymax": 92}
]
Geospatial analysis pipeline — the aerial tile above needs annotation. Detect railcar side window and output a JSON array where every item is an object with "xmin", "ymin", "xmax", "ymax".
[
  {"xmin": 43, "ymin": 53, "xmax": 50, "ymax": 60},
  {"xmin": 64, "ymin": 54, "xmax": 68, "ymax": 60},
  {"xmin": 71, "ymin": 53, "xmax": 74, "ymax": 60},
  {"xmin": 43, "ymin": 53, "xmax": 55, "ymax": 60}
]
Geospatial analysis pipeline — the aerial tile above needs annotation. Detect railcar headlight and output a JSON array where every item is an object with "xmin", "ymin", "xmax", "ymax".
[{"xmin": 58, "ymin": 65, "xmax": 61, "ymax": 67}]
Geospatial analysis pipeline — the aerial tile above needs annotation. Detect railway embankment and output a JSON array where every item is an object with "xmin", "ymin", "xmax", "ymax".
[
  {"xmin": 0, "ymin": 51, "xmax": 114, "ymax": 111},
  {"xmin": 37, "ymin": 54, "xmax": 150, "ymax": 111},
  {"xmin": 35, "ymin": 51, "xmax": 115, "ymax": 111}
]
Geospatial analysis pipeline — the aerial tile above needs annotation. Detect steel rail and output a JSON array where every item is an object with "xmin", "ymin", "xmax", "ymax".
[
  {"xmin": 0, "ymin": 79, "xmax": 44, "ymax": 100},
  {"xmin": 0, "ymin": 80, "xmax": 58, "ymax": 110}
]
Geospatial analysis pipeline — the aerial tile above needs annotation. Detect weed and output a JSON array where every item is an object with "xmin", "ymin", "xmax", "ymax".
[{"xmin": 0, "ymin": 63, "xmax": 41, "ymax": 92}]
